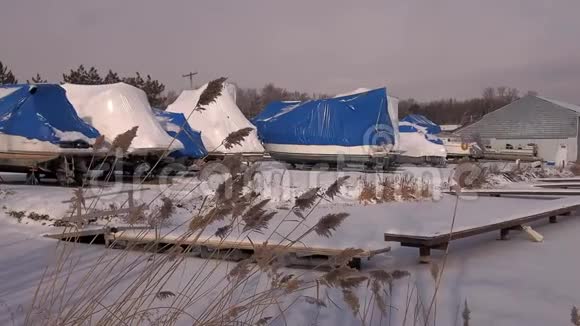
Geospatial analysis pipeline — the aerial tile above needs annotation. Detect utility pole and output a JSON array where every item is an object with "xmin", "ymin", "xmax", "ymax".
[{"xmin": 182, "ymin": 72, "xmax": 198, "ymax": 89}]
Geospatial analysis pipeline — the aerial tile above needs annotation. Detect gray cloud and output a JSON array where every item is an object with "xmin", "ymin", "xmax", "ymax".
[{"xmin": 1, "ymin": 0, "xmax": 579, "ymax": 103}]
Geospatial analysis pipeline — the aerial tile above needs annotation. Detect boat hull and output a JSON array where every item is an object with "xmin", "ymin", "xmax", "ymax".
[{"xmin": 264, "ymin": 143, "xmax": 393, "ymax": 166}]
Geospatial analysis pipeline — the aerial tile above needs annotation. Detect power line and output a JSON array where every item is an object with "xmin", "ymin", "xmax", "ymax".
[{"xmin": 182, "ymin": 72, "xmax": 198, "ymax": 89}]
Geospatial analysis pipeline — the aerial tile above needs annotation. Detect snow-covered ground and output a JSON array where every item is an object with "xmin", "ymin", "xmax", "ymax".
[{"xmin": 1, "ymin": 163, "xmax": 580, "ymax": 325}]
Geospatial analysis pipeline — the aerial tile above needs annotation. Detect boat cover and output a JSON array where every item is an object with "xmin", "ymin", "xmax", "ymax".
[
  {"xmin": 253, "ymin": 88, "xmax": 396, "ymax": 147},
  {"xmin": 401, "ymin": 114, "xmax": 441, "ymax": 135},
  {"xmin": 166, "ymin": 83, "xmax": 264, "ymax": 153},
  {"xmin": 62, "ymin": 83, "xmax": 183, "ymax": 153},
  {"xmin": 153, "ymin": 109, "xmax": 208, "ymax": 159},
  {"xmin": 0, "ymin": 84, "xmax": 100, "ymax": 144},
  {"xmin": 399, "ymin": 121, "xmax": 444, "ymax": 145}
]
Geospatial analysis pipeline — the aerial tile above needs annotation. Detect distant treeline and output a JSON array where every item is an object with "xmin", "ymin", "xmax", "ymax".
[
  {"xmin": 399, "ymin": 87, "xmax": 537, "ymax": 125},
  {"xmin": 234, "ymin": 83, "xmax": 330, "ymax": 118},
  {"xmin": 1, "ymin": 59, "xmax": 537, "ymax": 125}
]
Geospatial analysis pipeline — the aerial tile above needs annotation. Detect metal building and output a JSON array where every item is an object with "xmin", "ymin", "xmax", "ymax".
[{"xmin": 455, "ymin": 95, "xmax": 580, "ymax": 162}]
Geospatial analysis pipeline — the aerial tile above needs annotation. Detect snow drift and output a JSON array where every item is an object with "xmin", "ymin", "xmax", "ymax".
[
  {"xmin": 166, "ymin": 83, "xmax": 264, "ymax": 154},
  {"xmin": 62, "ymin": 83, "xmax": 183, "ymax": 154}
]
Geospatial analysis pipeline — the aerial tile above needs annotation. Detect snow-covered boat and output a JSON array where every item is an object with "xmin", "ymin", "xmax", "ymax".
[
  {"xmin": 253, "ymin": 88, "xmax": 398, "ymax": 168},
  {"xmin": 166, "ymin": 83, "xmax": 264, "ymax": 158},
  {"xmin": 0, "ymin": 84, "xmax": 101, "ymax": 184},
  {"xmin": 397, "ymin": 120, "xmax": 447, "ymax": 165},
  {"xmin": 62, "ymin": 83, "xmax": 184, "ymax": 176}
]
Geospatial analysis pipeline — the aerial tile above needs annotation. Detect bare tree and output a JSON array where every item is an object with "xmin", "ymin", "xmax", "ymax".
[
  {"xmin": 482, "ymin": 87, "xmax": 495, "ymax": 100},
  {"xmin": 496, "ymin": 86, "xmax": 507, "ymax": 99},
  {"xmin": 526, "ymin": 90, "xmax": 539, "ymax": 97}
]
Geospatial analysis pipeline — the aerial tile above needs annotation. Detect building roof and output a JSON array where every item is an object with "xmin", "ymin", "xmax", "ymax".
[
  {"xmin": 537, "ymin": 96, "xmax": 580, "ymax": 114},
  {"xmin": 453, "ymin": 95, "xmax": 580, "ymax": 140}
]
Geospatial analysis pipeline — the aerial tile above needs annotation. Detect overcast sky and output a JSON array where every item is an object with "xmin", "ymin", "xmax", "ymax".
[{"xmin": 1, "ymin": 0, "xmax": 579, "ymax": 102}]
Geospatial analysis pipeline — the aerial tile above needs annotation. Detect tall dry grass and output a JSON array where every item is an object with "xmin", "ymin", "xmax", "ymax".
[
  {"xmin": 21, "ymin": 78, "xmax": 417, "ymax": 325},
  {"xmin": 358, "ymin": 175, "xmax": 434, "ymax": 204}
]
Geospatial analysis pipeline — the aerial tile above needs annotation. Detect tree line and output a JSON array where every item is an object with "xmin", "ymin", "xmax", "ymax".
[
  {"xmin": 0, "ymin": 61, "xmax": 168, "ymax": 107},
  {"xmin": 1, "ymin": 59, "xmax": 539, "ymax": 125},
  {"xmin": 398, "ymin": 86, "xmax": 537, "ymax": 125}
]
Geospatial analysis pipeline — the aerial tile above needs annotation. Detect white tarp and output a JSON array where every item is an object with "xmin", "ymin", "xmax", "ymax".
[
  {"xmin": 334, "ymin": 87, "xmax": 400, "ymax": 151},
  {"xmin": 166, "ymin": 83, "xmax": 264, "ymax": 153},
  {"xmin": 62, "ymin": 83, "xmax": 183, "ymax": 154}
]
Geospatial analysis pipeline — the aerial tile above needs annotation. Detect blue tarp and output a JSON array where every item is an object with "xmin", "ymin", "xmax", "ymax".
[
  {"xmin": 399, "ymin": 122, "xmax": 444, "ymax": 145},
  {"xmin": 153, "ymin": 109, "xmax": 208, "ymax": 159},
  {"xmin": 401, "ymin": 114, "xmax": 441, "ymax": 134},
  {"xmin": 252, "ymin": 88, "xmax": 395, "ymax": 146},
  {"xmin": 0, "ymin": 84, "xmax": 100, "ymax": 144}
]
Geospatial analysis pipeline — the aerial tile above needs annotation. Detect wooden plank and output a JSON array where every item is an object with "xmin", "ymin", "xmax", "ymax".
[
  {"xmin": 536, "ymin": 177, "xmax": 580, "ymax": 183},
  {"xmin": 61, "ymin": 187, "xmax": 150, "ymax": 203},
  {"xmin": 445, "ymin": 189, "xmax": 580, "ymax": 196},
  {"xmin": 45, "ymin": 226, "xmax": 151, "ymax": 240},
  {"xmin": 107, "ymin": 231, "xmax": 376, "ymax": 258},
  {"xmin": 384, "ymin": 204, "xmax": 580, "ymax": 247},
  {"xmin": 533, "ymin": 183, "xmax": 580, "ymax": 189}
]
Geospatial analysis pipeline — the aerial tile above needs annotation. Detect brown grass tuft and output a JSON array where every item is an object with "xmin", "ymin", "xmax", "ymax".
[
  {"xmin": 304, "ymin": 296, "xmax": 327, "ymax": 307},
  {"xmin": 228, "ymin": 259, "xmax": 251, "ymax": 282},
  {"xmin": 214, "ymin": 225, "xmax": 231, "ymax": 239},
  {"xmin": 325, "ymin": 176, "xmax": 350, "ymax": 199},
  {"xmin": 392, "ymin": 270, "xmax": 411, "ymax": 280},
  {"xmin": 158, "ymin": 197, "xmax": 174, "ymax": 221},
  {"xmin": 223, "ymin": 127, "xmax": 254, "ymax": 150},
  {"xmin": 342, "ymin": 289, "xmax": 360, "ymax": 316},
  {"xmin": 294, "ymin": 187, "xmax": 320, "ymax": 211},
  {"xmin": 358, "ymin": 180, "xmax": 378, "ymax": 204},
  {"xmin": 93, "ymin": 135, "xmax": 106, "ymax": 150},
  {"xmin": 331, "ymin": 248, "xmax": 365, "ymax": 266},
  {"xmin": 399, "ymin": 174, "xmax": 417, "ymax": 201},
  {"xmin": 256, "ymin": 316, "xmax": 273, "ymax": 325},
  {"xmin": 369, "ymin": 270, "xmax": 393, "ymax": 284},
  {"xmin": 195, "ymin": 77, "xmax": 227, "ymax": 111},
  {"xmin": 111, "ymin": 126, "xmax": 138, "ymax": 153},
  {"xmin": 155, "ymin": 290, "xmax": 175, "ymax": 301},
  {"xmin": 242, "ymin": 199, "xmax": 275, "ymax": 233},
  {"xmin": 314, "ymin": 213, "xmax": 348, "ymax": 238},
  {"xmin": 380, "ymin": 177, "xmax": 396, "ymax": 202}
]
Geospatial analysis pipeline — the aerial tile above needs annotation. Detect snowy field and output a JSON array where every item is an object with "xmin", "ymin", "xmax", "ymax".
[{"xmin": 1, "ymin": 162, "xmax": 580, "ymax": 325}]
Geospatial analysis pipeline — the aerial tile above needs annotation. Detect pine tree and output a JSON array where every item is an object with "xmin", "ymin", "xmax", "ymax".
[
  {"xmin": 63, "ymin": 65, "xmax": 102, "ymax": 84},
  {"xmin": 27, "ymin": 73, "xmax": 47, "ymax": 84},
  {"xmin": 0, "ymin": 60, "xmax": 18, "ymax": 84},
  {"xmin": 103, "ymin": 70, "xmax": 121, "ymax": 84},
  {"xmin": 123, "ymin": 72, "xmax": 166, "ymax": 107}
]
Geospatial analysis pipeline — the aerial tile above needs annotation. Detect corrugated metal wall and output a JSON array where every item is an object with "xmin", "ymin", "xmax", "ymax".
[{"xmin": 456, "ymin": 96, "xmax": 579, "ymax": 139}]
